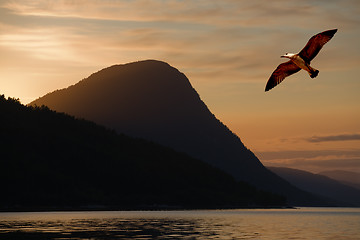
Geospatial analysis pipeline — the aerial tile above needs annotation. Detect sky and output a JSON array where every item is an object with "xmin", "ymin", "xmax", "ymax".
[{"xmin": 1, "ymin": 0, "xmax": 359, "ymax": 173}]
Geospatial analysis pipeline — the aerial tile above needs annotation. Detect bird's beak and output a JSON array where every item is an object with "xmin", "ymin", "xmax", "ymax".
[{"xmin": 280, "ymin": 55, "xmax": 286, "ymax": 58}]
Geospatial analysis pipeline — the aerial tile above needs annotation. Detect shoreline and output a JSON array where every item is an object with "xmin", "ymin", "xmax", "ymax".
[{"xmin": 0, "ymin": 205, "xmax": 296, "ymax": 213}]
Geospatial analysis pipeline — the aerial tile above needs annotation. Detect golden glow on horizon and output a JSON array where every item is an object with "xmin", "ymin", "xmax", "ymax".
[{"xmin": 1, "ymin": 0, "xmax": 359, "ymax": 173}]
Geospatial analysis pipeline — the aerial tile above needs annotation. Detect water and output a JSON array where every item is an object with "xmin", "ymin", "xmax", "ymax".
[{"xmin": 0, "ymin": 208, "xmax": 359, "ymax": 239}]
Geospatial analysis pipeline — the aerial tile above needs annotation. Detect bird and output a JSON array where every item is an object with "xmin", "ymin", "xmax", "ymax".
[{"xmin": 265, "ymin": 29, "xmax": 337, "ymax": 92}]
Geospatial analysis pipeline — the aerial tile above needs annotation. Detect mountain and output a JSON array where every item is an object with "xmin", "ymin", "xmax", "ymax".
[
  {"xmin": 30, "ymin": 60, "xmax": 330, "ymax": 206},
  {"xmin": 0, "ymin": 95, "xmax": 286, "ymax": 211},
  {"xmin": 269, "ymin": 167, "xmax": 360, "ymax": 206},
  {"xmin": 319, "ymin": 170, "xmax": 360, "ymax": 190}
]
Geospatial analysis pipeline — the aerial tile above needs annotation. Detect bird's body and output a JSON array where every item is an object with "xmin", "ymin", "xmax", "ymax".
[
  {"xmin": 283, "ymin": 53, "xmax": 319, "ymax": 78},
  {"xmin": 265, "ymin": 29, "xmax": 337, "ymax": 91}
]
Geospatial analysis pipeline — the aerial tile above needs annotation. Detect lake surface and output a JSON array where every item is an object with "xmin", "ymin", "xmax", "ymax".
[{"xmin": 0, "ymin": 208, "xmax": 359, "ymax": 239}]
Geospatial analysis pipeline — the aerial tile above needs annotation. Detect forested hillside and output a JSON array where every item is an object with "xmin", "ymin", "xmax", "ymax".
[{"xmin": 0, "ymin": 95, "xmax": 285, "ymax": 210}]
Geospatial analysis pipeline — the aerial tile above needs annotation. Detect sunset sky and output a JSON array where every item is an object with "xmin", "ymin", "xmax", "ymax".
[{"xmin": 1, "ymin": 0, "xmax": 359, "ymax": 173}]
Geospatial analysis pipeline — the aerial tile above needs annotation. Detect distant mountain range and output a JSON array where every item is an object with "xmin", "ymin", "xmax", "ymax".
[
  {"xmin": 269, "ymin": 167, "xmax": 360, "ymax": 206},
  {"xmin": 30, "ymin": 60, "xmax": 331, "ymax": 206},
  {"xmin": 0, "ymin": 95, "xmax": 286, "ymax": 211},
  {"xmin": 319, "ymin": 170, "xmax": 360, "ymax": 190}
]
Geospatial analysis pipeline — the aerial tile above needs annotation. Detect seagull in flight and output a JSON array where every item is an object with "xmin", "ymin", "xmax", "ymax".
[{"xmin": 265, "ymin": 29, "xmax": 337, "ymax": 92}]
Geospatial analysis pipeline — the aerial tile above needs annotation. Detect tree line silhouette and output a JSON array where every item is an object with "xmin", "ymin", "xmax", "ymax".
[{"xmin": 0, "ymin": 95, "xmax": 286, "ymax": 211}]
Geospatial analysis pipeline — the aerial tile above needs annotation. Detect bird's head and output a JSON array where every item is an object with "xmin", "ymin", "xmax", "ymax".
[{"xmin": 281, "ymin": 53, "xmax": 295, "ymax": 59}]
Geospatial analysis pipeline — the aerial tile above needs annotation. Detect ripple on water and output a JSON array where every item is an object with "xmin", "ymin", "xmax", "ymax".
[{"xmin": 0, "ymin": 208, "xmax": 359, "ymax": 239}]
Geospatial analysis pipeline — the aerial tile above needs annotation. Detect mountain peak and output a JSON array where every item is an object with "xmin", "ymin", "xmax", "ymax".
[
  {"xmin": 30, "ymin": 60, "xmax": 330, "ymax": 205},
  {"xmin": 31, "ymin": 60, "xmax": 230, "ymax": 154},
  {"xmin": 85, "ymin": 60, "xmax": 188, "ymax": 88}
]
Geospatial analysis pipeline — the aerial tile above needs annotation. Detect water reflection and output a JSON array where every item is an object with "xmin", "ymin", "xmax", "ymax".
[
  {"xmin": 0, "ymin": 209, "xmax": 359, "ymax": 239},
  {"xmin": 0, "ymin": 217, "xmax": 222, "ymax": 239}
]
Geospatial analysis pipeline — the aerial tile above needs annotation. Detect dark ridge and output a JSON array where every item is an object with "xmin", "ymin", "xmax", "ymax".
[
  {"xmin": 318, "ymin": 170, "xmax": 360, "ymax": 190},
  {"xmin": 30, "ymin": 60, "xmax": 333, "ymax": 206},
  {"xmin": 269, "ymin": 167, "xmax": 360, "ymax": 206},
  {"xmin": 0, "ymin": 95, "xmax": 286, "ymax": 211}
]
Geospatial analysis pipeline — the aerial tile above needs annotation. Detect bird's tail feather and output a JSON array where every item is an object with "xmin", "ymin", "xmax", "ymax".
[
  {"xmin": 309, "ymin": 67, "xmax": 319, "ymax": 78},
  {"xmin": 311, "ymin": 70, "xmax": 319, "ymax": 78}
]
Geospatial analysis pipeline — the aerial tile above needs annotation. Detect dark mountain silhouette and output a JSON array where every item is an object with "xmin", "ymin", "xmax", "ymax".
[
  {"xmin": 30, "ymin": 60, "xmax": 331, "ymax": 206},
  {"xmin": 269, "ymin": 167, "xmax": 360, "ymax": 206},
  {"xmin": 319, "ymin": 170, "xmax": 360, "ymax": 190},
  {"xmin": 0, "ymin": 95, "xmax": 286, "ymax": 211}
]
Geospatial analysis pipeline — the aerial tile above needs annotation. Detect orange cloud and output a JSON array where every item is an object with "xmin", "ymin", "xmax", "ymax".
[
  {"xmin": 259, "ymin": 149, "xmax": 360, "ymax": 173},
  {"xmin": 3, "ymin": 0, "xmax": 357, "ymax": 28},
  {"xmin": 307, "ymin": 133, "xmax": 360, "ymax": 143}
]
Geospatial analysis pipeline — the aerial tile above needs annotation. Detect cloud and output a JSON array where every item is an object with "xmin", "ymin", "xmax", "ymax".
[
  {"xmin": 0, "ymin": 29, "xmax": 78, "ymax": 61},
  {"xmin": 257, "ymin": 149, "xmax": 360, "ymax": 173},
  {"xmin": 279, "ymin": 133, "xmax": 360, "ymax": 144},
  {"xmin": 257, "ymin": 149, "xmax": 360, "ymax": 161},
  {"xmin": 0, "ymin": 0, "xmax": 232, "ymax": 25},
  {"xmin": 2, "ymin": 1, "xmax": 358, "ymax": 71},
  {"xmin": 1, "ymin": 0, "xmax": 360, "ymax": 104},
  {"xmin": 2, "ymin": 0, "xmax": 359, "ymax": 28},
  {"xmin": 306, "ymin": 133, "xmax": 360, "ymax": 143}
]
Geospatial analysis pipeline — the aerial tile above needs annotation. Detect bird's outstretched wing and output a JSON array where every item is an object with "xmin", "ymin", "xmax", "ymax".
[
  {"xmin": 299, "ymin": 29, "xmax": 337, "ymax": 63},
  {"xmin": 265, "ymin": 60, "xmax": 301, "ymax": 91}
]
